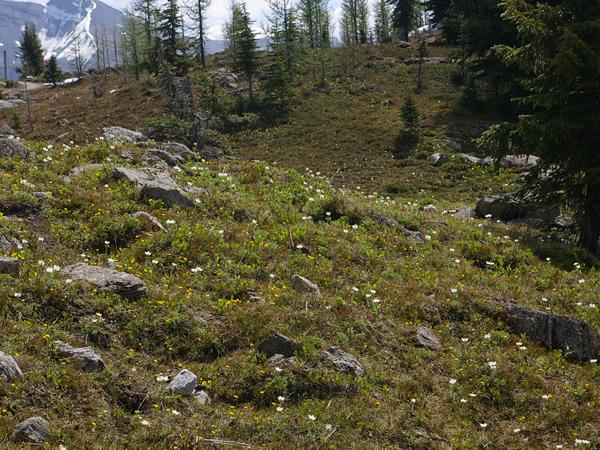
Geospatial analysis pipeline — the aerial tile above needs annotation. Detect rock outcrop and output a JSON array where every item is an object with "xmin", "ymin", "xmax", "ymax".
[
  {"xmin": 113, "ymin": 167, "xmax": 195, "ymax": 209},
  {"xmin": 498, "ymin": 301, "xmax": 600, "ymax": 362},
  {"xmin": 61, "ymin": 263, "xmax": 147, "ymax": 299},
  {"xmin": 55, "ymin": 340, "xmax": 105, "ymax": 371}
]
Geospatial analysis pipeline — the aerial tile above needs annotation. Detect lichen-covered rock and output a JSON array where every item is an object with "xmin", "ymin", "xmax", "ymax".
[
  {"xmin": 113, "ymin": 167, "xmax": 195, "ymax": 209},
  {"xmin": 323, "ymin": 346, "xmax": 365, "ymax": 377},
  {"xmin": 0, "ymin": 231, "xmax": 19, "ymax": 252},
  {"xmin": 103, "ymin": 126, "xmax": 145, "ymax": 144},
  {"xmin": 0, "ymin": 138, "xmax": 33, "ymax": 159},
  {"xmin": 415, "ymin": 327, "xmax": 442, "ymax": 350},
  {"xmin": 61, "ymin": 263, "xmax": 147, "ymax": 299},
  {"xmin": 12, "ymin": 417, "xmax": 49, "ymax": 443},
  {"xmin": 498, "ymin": 301, "xmax": 600, "ymax": 361},
  {"xmin": 55, "ymin": 340, "xmax": 105, "ymax": 371}
]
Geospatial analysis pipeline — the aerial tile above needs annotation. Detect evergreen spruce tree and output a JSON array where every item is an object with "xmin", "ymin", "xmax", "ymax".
[
  {"xmin": 266, "ymin": 0, "xmax": 304, "ymax": 84},
  {"xmin": 479, "ymin": 0, "xmax": 600, "ymax": 253},
  {"xmin": 42, "ymin": 55, "xmax": 63, "ymax": 87},
  {"xmin": 233, "ymin": 2, "xmax": 259, "ymax": 102},
  {"xmin": 389, "ymin": 0, "xmax": 418, "ymax": 42},
  {"xmin": 16, "ymin": 24, "xmax": 45, "ymax": 77},
  {"xmin": 155, "ymin": 0, "xmax": 192, "ymax": 76}
]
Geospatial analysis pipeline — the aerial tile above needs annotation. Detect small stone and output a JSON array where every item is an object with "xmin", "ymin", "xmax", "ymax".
[
  {"xmin": 55, "ymin": 341, "xmax": 105, "ymax": 371},
  {"xmin": 194, "ymin": 390, "xmax": 211, "ymax": 406},
  {"xmin": 165, "ymin": 369, "xmax": 197, "ymax": 395},
  {"xmin": 323, "ymin": 346, "xmax": 365, "ymax": 377},
  {"xmin": 415, "ymin": 327, "xmax": 442, "ymax": 350},
  {"xmin": 0, "ymin": 350, "xmax": 23, "ymax": 382},
  {"xmin": 431, "ymin": 153, "xmax": 449, "ymax": 166},
  {"xmin": 258, "ymin": 333, "xmax": 303, "ymax": 358},
  {"xmin": 12, "ymin": 417, "xmax": 49, "ymax": 443},
  {"xmin": 418, "ymin": 205, "xmax": 438, "ymax": 214},
  {"xmin": 0, "ymin": 256, "xmax": 19, "ymax": 276},
  {"xmin": 291, "ymin": 275, "xmax": 321, "ymax": 296},
  {"xmin": 267, "ymin": 354, "xmax": 285, "ymax": 366}
]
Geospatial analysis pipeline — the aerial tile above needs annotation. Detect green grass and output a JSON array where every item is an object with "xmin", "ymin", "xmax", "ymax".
[{"xmin": 1, "ymin": 42, "xmax": 600, "ymax": 448}]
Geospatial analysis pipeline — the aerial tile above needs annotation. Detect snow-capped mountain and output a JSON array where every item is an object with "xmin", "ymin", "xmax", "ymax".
[{"xmin": 0, "ymin": 0, "xmax": 123, "ymax": 80}]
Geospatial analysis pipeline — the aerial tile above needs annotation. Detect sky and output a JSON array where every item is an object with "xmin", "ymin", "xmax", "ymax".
[{"xmin": 99, "ymin": 0, "xmax": 345, "ymax": 40}]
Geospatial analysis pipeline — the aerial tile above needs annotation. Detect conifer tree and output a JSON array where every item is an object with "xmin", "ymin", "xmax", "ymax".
[
  {"xmin": 16, "ymin": 24, "xmax": 45, "ymax": 77},
  {"xmin": 298, "ymin": 0, "xmax": 331, "ymax": 49},
  {"xmin": 155, "ymin": 0, "xmax": 192, "ymax": 76},
  {"xmin": 389, "ymin": 0, "xmax": 418, "ymax": 42},
  {"xmin": 42, "ymin": 55, "xmax": 63, "ymax": 87},
  {"xmin": 233, "ymin": 2, "xmax": 259, "ymax": 101},
  {"xmin": 373, "ymin": 0, "xmax": 392, "ymax": 44},
  {"xmin": 479, "ymin": 0, "xmax": 600, "ymax": 253},
  {"xmin": 265, "ymin": 0, "xmax": 304, "ymax": 84}
]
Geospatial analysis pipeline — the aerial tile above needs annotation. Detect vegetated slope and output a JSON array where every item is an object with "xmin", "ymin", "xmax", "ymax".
[
  {"xmin": 1, "ymin": 42, "xmax": 600, "ymax": 448},
  {"xmin": 0, "ymin": 133, "xmax": 599, "ymax": 448}
]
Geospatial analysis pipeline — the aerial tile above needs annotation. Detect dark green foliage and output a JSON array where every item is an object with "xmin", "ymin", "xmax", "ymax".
[
  {"xmin": 233, "ymin": 2, "xmax": 259, "ymax": 101},
  {"xmin": 11, "ymin": 109, "xmax": 22, "ymax": 130},
  {"xmin": 389, "ymin": 0, "xmax": 418, "ymax": 42},
  {"xmin": 298, "ymin": 0, "xmax": 332, "ymax": 49},
  {"xmin": 155, "ymin": 0, "xmax": 192, "ymax": 76},
  {"xmin": 42, "ymin": 55, "xmax": 63, "ymax": 87},
  {"xmin": 16, "ymin": 23, "xmax": 45, "ymax": 77},
  {"xmin": 479, "ymin": 0, "xmax": 600, "ymax": 253}
]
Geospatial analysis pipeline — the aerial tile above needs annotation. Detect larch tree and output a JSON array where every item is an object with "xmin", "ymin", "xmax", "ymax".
[
  {"xmin": 183, "ymin": 0, "xmax": 211, "ymax": 68},
  {"xmin": 373, "ymin": 0, "xmax": 392, "ymax": 44},
  {"xmin": 478, "ymin": 0, "xmax": 600, "ymax": 253}
]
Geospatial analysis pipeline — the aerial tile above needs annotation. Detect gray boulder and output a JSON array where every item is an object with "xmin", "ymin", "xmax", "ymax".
[
  {"xmin": 0, "ymin": 350, "xmax": 23, "ymax": 382},
  {"xmin": 62, "ymin": 164, "xmax": 104, "ymax": 182},
  {"xmin": 0, "ymin": 138, "xmax": 32, "ymax": 159},
  {"xmin": 499, "ymin": 301, "xmax": 600, "ymax": 361},
  {"xmin": 103, "ymin": 126, "xmax": 145, "ymax": 144},
  {"xmin": 291, "ymin": 274, "xmax": 321, "ymax": 296},
  {"xmin": 0, "ymin": 231, "xmax": 19, "ymax": 252},
  {"xmin": 433, "ymin": 138, "xmax": 461, "ymax": 149},
  {"xmin": 415, "ymin": 327, "xmax": 442, "ymax": 350},
  {"xmin": 258, "ymin": 333, "xmax": 303, "ymax": 358},
  {"xmin": 165, "ymin": 369, "xmax": 197, "ymax": 395},
  {"xmin": 370, "ymin": 213, "xmax": 423, "ymax": 242},
  {"xmin": 452, "ymin": 206, "xmax": 476, "ymax": 220},
  {"xmin": 0, "ymin": 122, "xmax": 16, "ymax": 137},
  {"xmin": 456, "ymin": 153, "xmax": 480, "ymax": 164},
  {"xmin": 0, "ymin": 256, "xmax": 19, "ymax": 276},
  {"xmin": 197, "ymin": 146, "xmax": 225, "ymax": 160},
  {"xmin": 323, "ymin": 346, "xmax": 365, "ymax": 377},
  {"xmin": 146, "ymin": 149, "xmax": 183, "ymax": 166},
  {"xmin": 61, "ymin": 262, "xmax": 147, "ymax": 299},
  {"xmin": 431, "ymin": 153, "xmax": 449, "ymax": 166},
  {"xmin": 501, "ymin": 154, "xmax": 539, "ymax": 168},
  {"xmin": 12, "ymin": 417, "xmax": 49, "ymax": 443},
  {"xmin": 113, "ymin": 167, "xmax": 195, "ymax": 209},
  {"xmin": 55, "ymin": 340, "xmax": 105, "ymax": 371},
  {"xmin": 476, "ymin": 193, "xmax": 561, "ymax": 225}
]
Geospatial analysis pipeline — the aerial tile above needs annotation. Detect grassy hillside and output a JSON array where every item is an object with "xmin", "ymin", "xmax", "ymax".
[{"xmin": 1, "ymin": 42, "xmax": 600, "ymax": 448}]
